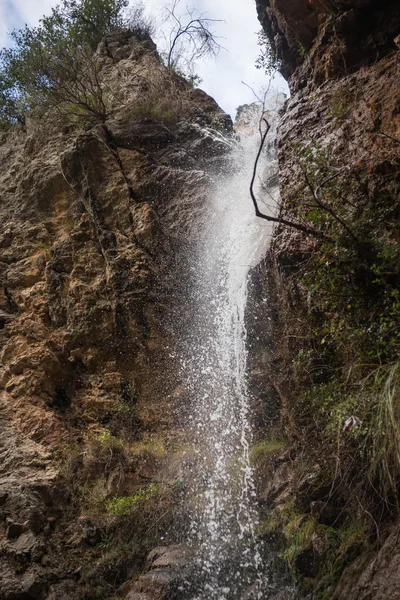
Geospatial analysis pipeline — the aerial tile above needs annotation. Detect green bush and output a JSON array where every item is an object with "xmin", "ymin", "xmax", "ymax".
[
  {"xmin": 0, "ymin": 0, "xmax": 150, "ymax": 125},
  {"xmin": 103, "ymin": 484, "xmax": 158, "ymax": 516},
  {"xmin": 255, "ymin": 29, "xmax": 280, "ymax": 75}
]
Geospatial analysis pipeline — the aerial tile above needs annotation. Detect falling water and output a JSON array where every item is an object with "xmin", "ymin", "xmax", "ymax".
[{"xmin": 180, "ymin": 94, "xmax": 285, "ymax": 600}]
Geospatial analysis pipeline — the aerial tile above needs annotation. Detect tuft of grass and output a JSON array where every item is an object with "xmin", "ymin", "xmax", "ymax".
[
  {"xmin": 125, "ymin": 68, "xmax": 191, "ymax": 126},
  {"xmin": 129, "ymin": 99, "xmax": 181, "ymax": 124},
  {"xmin": 284, "ymin": 517, "xmax": 316, "ymax": 569},
  {"xmin": 367, "ymin": 362, "xmax": 400, "ymax": 495},
  {"xmin": 250, "ymin": 439, "xmax": 286, "ymax": 465},
  {"xmin": 90, "ymin": 427, "xmax": 124, "ymax": 449},
  {"xmin": 103, "ymin": 484, "xmax": 158, "ymax": 517},
  {"xmin": 130, "ymin": 437, "xmax": 166, "ymax": 460},
  {"xmin": 297, "ymin": 41, "xmax": 308, "ymax": 59}
]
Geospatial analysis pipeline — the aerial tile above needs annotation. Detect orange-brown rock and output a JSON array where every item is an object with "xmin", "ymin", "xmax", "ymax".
[{"xmin": 0, "ymin": 29, "xmax": 232, "ymax": 599}]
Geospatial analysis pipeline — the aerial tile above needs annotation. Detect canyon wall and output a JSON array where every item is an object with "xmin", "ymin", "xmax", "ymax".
[
  {"xmin": 1, "ymin": 2, "xmax": 400, "ymax": 598},
  {"xmin": 250, "ymin": 0, "xmax": 400, "ymax": 598},
  {"xmin": 0, "ymin": 30, "xmax": 232, "ymax": 600}
]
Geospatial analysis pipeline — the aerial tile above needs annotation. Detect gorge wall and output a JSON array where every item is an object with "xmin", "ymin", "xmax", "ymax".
[
  {"xmin": 249, "ymin": 0, "xmax": 400, "ymax": 598},
  {"xmin": 1, "ymin": 1, "xmax": 400, "ymax": 599},
  {"xmin": 0, "ymin": 30, "xmax": 233, "ymax": 599}
]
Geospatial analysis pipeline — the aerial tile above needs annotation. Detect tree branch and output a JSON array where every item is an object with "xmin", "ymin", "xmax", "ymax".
[{"xmin": 250, "ymin": 118, "xmax": 326, "ymax": 238}]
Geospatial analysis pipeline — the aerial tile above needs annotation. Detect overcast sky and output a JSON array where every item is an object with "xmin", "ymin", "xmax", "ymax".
[{"xmin": 0, "ymin": 0, "xmax": 289, "ymax": 118}]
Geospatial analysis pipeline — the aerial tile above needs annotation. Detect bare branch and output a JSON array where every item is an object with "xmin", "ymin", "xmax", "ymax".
[
  {"xmin": 300, "ymin": 164, "xmax": 360, "ymax": 244},
  {"xmin": 250, "ymin": 118, "xmax": 326, "ymax": 238},
  {"xmin": 162, "ymin": 0, "xmax": 224, "ymax": 76},
  {"xmin": 378, "ymin": 131, "xmax": 400, "ymax": 145}
]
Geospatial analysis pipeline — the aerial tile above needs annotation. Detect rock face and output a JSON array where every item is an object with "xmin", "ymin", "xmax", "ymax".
[
  {"xmin": 251, "ymin": 0, "xmax": 400, "ymax": 598},
  {"xmin": 0, "ymin": 30, "xmax": 232, "ymax": 599},
  {"xmin": 256, "ymin": 0, "xmax": 400, "ymax": 86},
  {"xmin": 125, "ymin": 546, "xmax": 193, "ymax": 600}
]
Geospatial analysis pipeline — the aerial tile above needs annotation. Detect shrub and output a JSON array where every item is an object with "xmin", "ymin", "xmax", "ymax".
[
  {"xmin": 125, "ymin": 67, "xmax": 190, "ymax": 125},
  {"xmin": 255, "ymin": 29, "xmax": 280, "ymax": 75},
  {"xmin": 103, "ymin": 484, "xmax": 158, "ymax": 516},
  {"xmin": 0, "ymin": 0, "xmax": 150, "ymax": 125}
]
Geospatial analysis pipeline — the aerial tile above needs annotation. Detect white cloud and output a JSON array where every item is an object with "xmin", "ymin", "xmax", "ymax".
[
  {"xmin": 147, "ymin": 0, "xmax": 289, "ymax": 117},
  {"xmin": 0, "ymin": 0, "xmax": 56, "ymax": 46},
  {"xmin": 0, "ymin": 0, "xmax": 289, "ymax": 118}
]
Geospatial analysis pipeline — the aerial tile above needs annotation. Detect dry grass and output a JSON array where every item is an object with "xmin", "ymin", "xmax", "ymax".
[
  {"xmin": 126, "ymin": 66, "xmax": 192, "ymax": 125},
  {"xmin": 367, "ymin": 362, "xmax": 400, "ymax": 497}
]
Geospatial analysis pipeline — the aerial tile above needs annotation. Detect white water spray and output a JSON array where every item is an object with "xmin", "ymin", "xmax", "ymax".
[{"xmin": 180, "ymin": 94, "xmax": 284, "ymax": 600}]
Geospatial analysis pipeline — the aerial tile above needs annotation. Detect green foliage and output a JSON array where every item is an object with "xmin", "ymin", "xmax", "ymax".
[
  {"xmin": 297, "ymin": 363, "xmax": 400, "ymax": 498},
  {"xmin": 0, "ymin": 0, "xmax": 150, "ymax": 124},
  {"xmin": 103, "ymin": 484, "xmax": 158, "ymax": 516},
  {"xmin": 263, "ymin": 496, "xmax": 367, "ymax": 591},
  {"xmin": 297, "ymin": 41, "xmax": 308, "ymax": 59},
  {"xmin": 255, "ymin": 29, "xmax": 280, "ymax": 75},
  {"xmin": 282, "ymin": 142, "xmax": 400, "ymax": 532},
  {"xmin": 250, "ymin": 439, "xmax": 286, "ymax": 465},
  {"xmin": 288, "ymin": 145, "xmax": 400, "ymax": 366},
  {"xmin": 284, "ymin": 516, "xmax": 316, "ymax": 569},
  {"xmin": 328, "ymin": 87, "xmax": 354, "ymax": 121},
  {"xmin": 62, "ymin": 0, "xmax": 129, "ymax": 49},
  {"xmin": 185, "ymin": 72, "xmax": 203, "ymax": 88},
  {"xmin": 130, "ymin": 438, "xmax": 166, "ymax": 459},
  {"xmin": 91, "ymin": 427, "xmax": 124, "ymax": 449}
]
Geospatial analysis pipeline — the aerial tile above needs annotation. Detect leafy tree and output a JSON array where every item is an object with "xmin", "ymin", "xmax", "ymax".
[
  {"xmin": 0, "ymin": 0, "xmax": 132, "ymax": 125},
  {"xmin": 63, "ymin": 0, "xmax": 129, "ymax": 49},
  {"xmin": 255, "ymin": 29, "xmax": 280, "ymax": 76}
]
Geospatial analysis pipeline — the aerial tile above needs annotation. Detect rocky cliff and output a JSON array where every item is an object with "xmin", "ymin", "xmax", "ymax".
[
  {"xmin": 251, "ymin": 0, "xmax": 400, "ymax": 598},
  {"xmin": 0, "ymin": 30, "xmax": 232, "ymax": 600},
  {"xmin": 1, "ymin": 3, "xmax": 400, "ymax": 599}
]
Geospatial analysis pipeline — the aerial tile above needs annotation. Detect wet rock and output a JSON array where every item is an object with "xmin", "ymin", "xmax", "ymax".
[
  {"xmin": 256, "ymin": 0, "xmax": 400, "ymax": 86},
  {"xmin": 21, "ymin": 573, "xmax": 47, "ymax": 599},
  {"xmin": 259, "ymin": 455, "xmax": 296, "ymax": 507},
  {"xmin": 146, "ymin": 545, "xmax": 190, "ymax": 570},
  {"xmin": 10, "ymin": 531, "xmax": 38, "ymax": 555},
  {"xmin": 332, "ymin": 529, "xmax": 400, "ymax": 600},
  {"xmin": 125, "ymin": 546, "xmax": 193, "ymax": 600},
  {"xmin": 6, "ymin": 521, "xmax": 24, "ymax": 539},
  {"xmin": 109, "ymin": 119, "xmax": 176, "ymax": 152}
]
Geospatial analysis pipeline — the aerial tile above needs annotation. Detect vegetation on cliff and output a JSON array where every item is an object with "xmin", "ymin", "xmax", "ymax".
[
  {"xmin": 253, "ymin": 0, "xmax": 400, "ymax": 594},
  {"xmin": 275, "ymin": 142, "xmax": 400, "ymax": 595},
  {"xmin": 0, "ymin": 0, "xmax": 147, "ymax": 125},
  {"xmin": 0, "ymin": 0, "xmax": 222, "ymax": 128}
]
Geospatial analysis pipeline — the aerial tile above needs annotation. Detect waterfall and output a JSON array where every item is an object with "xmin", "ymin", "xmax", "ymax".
[{"xmin": 179, "ymin": 94, "xmax": 284, "ymax": 600}]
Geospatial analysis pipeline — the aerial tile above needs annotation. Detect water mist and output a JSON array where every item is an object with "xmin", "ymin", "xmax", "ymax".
[{"xmin": 179, "ymin": 93, "xmax": 285, "ymax": 600}]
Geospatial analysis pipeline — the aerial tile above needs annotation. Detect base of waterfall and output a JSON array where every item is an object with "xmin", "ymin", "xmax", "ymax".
[{"xmin": 124, "ymin": 544, "xmax": 294, "ymax": 600}]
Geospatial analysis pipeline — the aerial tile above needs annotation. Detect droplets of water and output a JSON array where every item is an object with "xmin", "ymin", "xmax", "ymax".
[{"xmin": 180, "ymin": 95, "xmax": 284, "ymax": 600}]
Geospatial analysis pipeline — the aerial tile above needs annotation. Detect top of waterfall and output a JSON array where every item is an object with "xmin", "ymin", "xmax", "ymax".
[{"xmin": 234, "ymin": 90, "xmax": 287, "ymax": 137}]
